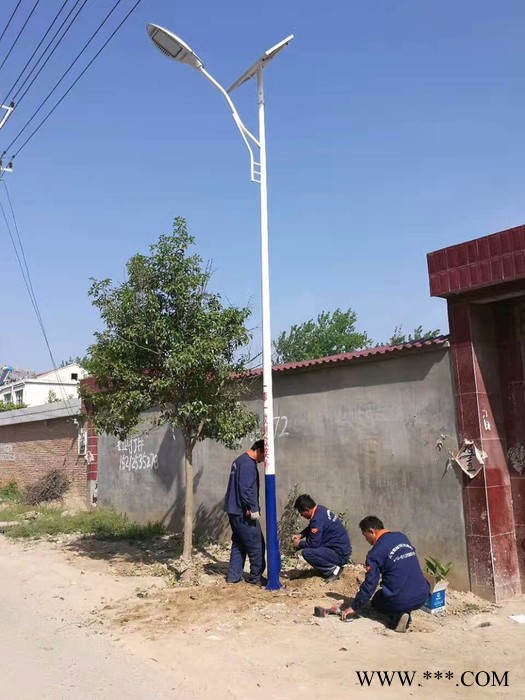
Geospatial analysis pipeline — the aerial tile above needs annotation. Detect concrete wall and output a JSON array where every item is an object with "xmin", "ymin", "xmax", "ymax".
[
  {"xmin": 98, "ymin": 346, "xmax": 469, "ymax": 589},
  {"xmin": 98, "ymin": 417, "xmax": 186, "ymax": 526}
]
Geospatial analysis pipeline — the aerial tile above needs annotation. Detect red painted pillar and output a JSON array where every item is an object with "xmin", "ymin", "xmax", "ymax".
[
  {"xmin": 429, "ymin": 227, "xmax": 525, "ymax": 600},
  {"xmin": 80, "ymin": 376, "xmax": 99, "ymax": 505},
  {"xmin": 448, "ymin": 299, "xmax": 521, "ymax": 600}
]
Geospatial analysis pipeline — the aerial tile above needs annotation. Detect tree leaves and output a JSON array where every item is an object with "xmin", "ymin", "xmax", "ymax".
[
  {"xmin": 273, "ymin": 311, "xmax": 442, "ymax": 363},
  {"xmin": 384, "ymin": 325, "xmax": 441, "ymax": 346},
  {"xmin": 273, "ymin": 308, "xmax": 371, "ymax": 364},
  {"xmin": 81, "ymin": 217, "xmax": 258, "ymax": 447}
]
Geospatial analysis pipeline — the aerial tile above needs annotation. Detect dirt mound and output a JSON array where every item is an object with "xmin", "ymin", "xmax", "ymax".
[
  {"xmin": 95, "ymin": 553, "xmax": 495, "ymax": 639},
  {"xmin": 38, "ymin": 533, "xmax": 496, "ymax": 639}
]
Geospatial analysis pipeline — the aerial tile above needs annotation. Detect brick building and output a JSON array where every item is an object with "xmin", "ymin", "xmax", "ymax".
[{"xmin": 0, "ymin": 399, "xmax": 91, "ymax": 504}]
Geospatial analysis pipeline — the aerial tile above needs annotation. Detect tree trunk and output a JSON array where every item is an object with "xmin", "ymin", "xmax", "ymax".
[{"xmin": 182, "ymin": 446, "xmax": 194, "ymax": 561}]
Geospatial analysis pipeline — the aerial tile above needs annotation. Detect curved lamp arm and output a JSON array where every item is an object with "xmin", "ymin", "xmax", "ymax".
[{"xmin": 199, "ymin": 67, "xmax": 262, "ymax": 184}]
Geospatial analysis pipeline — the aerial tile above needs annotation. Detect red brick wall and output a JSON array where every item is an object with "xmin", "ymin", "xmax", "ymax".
[{"xmin": 0, "ymin": 417, "xmax": 87, "ymax": 500}]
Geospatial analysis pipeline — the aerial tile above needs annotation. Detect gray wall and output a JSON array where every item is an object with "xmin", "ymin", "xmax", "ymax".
[{"xmin": 98, "ymin": 346, "xmax": 469, "ymax": 589}]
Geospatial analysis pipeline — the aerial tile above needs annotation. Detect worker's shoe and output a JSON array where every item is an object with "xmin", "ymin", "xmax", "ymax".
[
  {"xmin": 393, "ymin": 612, "xmax": 410, "ymax": 633},
  {"xmin": 324, "ymin": 566, "xmax": 342, "ymax": 583}
]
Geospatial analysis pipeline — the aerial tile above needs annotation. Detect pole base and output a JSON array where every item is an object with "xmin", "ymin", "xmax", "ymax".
[
  {"xmin": 265, "ymin": 579, "xmax": 283, "ymax": 591},
  {"xmin": 264, "ymin": 473, "xmax": 282, "ymax": 590}
]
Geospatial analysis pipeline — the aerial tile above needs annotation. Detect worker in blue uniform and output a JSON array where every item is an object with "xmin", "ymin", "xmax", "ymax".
[
  {"xmin": 224, "ymin": 439, "xmax": 266, "ymax": 585},
  {"xmin": 292, "ymin": 494, "xmax": 351, "ymax": 582},
  {"xmin": 341, "ymin": 515, "xmax": 430, "ymax": 632}
]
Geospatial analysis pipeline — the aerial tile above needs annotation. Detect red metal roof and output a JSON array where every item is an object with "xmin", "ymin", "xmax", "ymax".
[{"xmin": 246, "ymin": 335, "xmax": 449, "ymax": 376}]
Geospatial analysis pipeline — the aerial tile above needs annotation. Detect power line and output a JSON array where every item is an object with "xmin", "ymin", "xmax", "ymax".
[
  {"xmin": 9, "ymin": 0, "xmax": 145, "ymax": 158},
  {"xmin": 0, "ymin": 181, "xmax": 34, "ymax": 314},
  {"xmin": 4, "ymin": 0, "xmax": 126, "ymax": 155},
  {"xmin": 11, "ymin": 0, "xmax": 88, "ymax": 107},
  {"xmin": 2, "ymin": 178, "xmax": 40, "ymax": 325},
  {"xmin": 0, "ymin": 1, "xmax": 23, "ymax": 48},
  {"xmin": 0, "ymin": 179, "xmax": 74, "ymax": 411},
  {"xmin": 0, "ymin": 0, "xmax": 70, "ymax": 107},
  {"xmin": 0, "ymin": 0, "xmax": 43, "ymax": 76}
]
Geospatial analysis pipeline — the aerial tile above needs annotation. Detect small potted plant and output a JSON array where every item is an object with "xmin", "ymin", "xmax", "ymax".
[{"xmin": 423, "ymin": 556, "xmax": 453, "ymax": 614}]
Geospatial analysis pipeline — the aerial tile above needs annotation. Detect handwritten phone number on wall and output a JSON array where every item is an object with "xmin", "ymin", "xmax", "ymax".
[
  {"xmin": 119, "ymin": 452, "xmax": 159, "ymax": 471},
  {"xmin": 117, "ymin": 438, "xmax": 159, "ymax": 471}
]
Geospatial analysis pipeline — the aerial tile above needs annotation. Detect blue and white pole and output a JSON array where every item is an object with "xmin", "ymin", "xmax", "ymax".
[
  {"xmin": 257, "ymin": 66, "xmax": 281, "ymax": 591},
  {"xmin": 145, "ymin": 25, "xmax": 290, "ymax": 590}
]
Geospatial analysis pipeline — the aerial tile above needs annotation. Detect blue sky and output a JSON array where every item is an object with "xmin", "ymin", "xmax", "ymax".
[{"xmin": 2, "ymin": 0, "xmax": 525, "ymax": 370}]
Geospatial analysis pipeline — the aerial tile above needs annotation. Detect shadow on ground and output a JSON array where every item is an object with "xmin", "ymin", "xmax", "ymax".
[
  {"xmin": 62, "ymin": 535, "xmax": 185, "ymax": 576},
  {"xmin": 62, "ymin": 534, "xmax": 238, "ymax": 580}
]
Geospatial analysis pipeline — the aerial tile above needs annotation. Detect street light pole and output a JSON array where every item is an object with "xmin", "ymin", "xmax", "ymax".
[
  {"xmin": 256, "ymin": 66, "xmax": 280, "ymax": 590},
  {"xmin": 146, "ymin": 25, "xmax": 293, "ymax": 590}
]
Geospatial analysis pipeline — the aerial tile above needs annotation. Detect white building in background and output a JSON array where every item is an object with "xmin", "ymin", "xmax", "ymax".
[{"xmin": 0, "ymin": 363, "xmax": 87, "ymax": 408}]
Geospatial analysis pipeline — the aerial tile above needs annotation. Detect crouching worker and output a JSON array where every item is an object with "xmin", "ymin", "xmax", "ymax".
[
  {"xmin": 292, "ymin": 494, "xmax": 351, "ymax": 583},
  {"xmin": 341, "ymin": 516, "xmax": 430, "ymax": 633}
]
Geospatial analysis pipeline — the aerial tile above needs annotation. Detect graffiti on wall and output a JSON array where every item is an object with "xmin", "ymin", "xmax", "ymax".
[
  {"xmin": 508, "ymin": 442, "xmax": 525, "ymax": 475},
  {"xmin": 0, "ymin": 444, "xmax": 15, "ymax": 461},
  {"xmin": 117, "ymin": 437, "xmax": 159, "ymax": 471},
  {"xmin": 274, "ymin": 415, "xmax": 290, "ymax": 439},
  {"xmin": 249, "ymin": 415, "xmax": 290, "ymax": 444}
]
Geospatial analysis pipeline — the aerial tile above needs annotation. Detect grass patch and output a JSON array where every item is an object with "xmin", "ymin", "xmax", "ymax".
[
  {"xmin": 0, "ymin": 482, "xmax": 22, "ymax": 503},
  {"xmin": 0, "ymin": 503, "xmax": 33, "ymax": 520},
  {"xmin": 3, "ymin": 508, "xmax": 165, "ymax": 541}
]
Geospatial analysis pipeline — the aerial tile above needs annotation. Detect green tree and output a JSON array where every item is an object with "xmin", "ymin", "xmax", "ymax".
[
  {"xmin": 46, "ymin": 390, "xmax": 61, "ymax": 403},
  {"xmin": 385, "ymin": 325, "xmax": 441, "ymax": 346},
  {"xmin": 273, "ymin": 308, "xmax": 371, "ymax": 364},
  {"xmin": 0, "ymin": 401, "xmax": 27, "ymax": 412},
  {"xmin": 60, "ymin": 356, "xmax": 85, "ymax": 368},
  {"xmin": 80, "ymin": 218, "xmax": 258, "ymax": 561}
]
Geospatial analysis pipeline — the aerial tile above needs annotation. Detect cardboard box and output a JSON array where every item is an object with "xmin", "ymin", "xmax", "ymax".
[{"xmin": 423, "ymin": 579, "xmax": 448, "ymax": 614}]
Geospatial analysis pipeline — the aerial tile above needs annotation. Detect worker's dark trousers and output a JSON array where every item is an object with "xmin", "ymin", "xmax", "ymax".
[
  {"xmin": 227, "ymin": 514, "xmax": 266, "ymax": 583},
  {"xmin": 302, "ymin": 547, "xmax": 348, "ymax": 578},
  {"xmin": 371, "ymin": 588, "xmax": 429, "ymax": 617}
]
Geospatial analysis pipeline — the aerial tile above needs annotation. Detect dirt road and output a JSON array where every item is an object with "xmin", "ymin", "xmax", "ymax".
[
  {"xmin": 1, "ymin": 534, "xmax": 524, "ymax": 699},
  {"xmin": 0, "ymin": 537, "xmax": 191, "ymax": 700}
]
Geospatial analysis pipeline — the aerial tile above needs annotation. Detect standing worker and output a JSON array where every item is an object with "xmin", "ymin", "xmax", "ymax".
[
  {"xmin": 292, "ymin": 494, "xmax": 351, "ymax": 582},
  {"xmin": 341, "ymin": 516, "xmax": 430, "ymax": 632},
  {"xmin": 224, "ymin": 439, "xmax": 266, "ymax": 585}
]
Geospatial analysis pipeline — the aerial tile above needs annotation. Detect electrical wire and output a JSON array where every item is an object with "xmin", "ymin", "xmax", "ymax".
[
  {"xmin": 11, "ymin": 0, "xmax": 88, "ymax": 107},
  {"xmin": 0, "ymin": 0, "xmax": 43, "ymax": 75},
  {"xmin": 0, "ymin": 0, "xmax": 146, "ymax": 400},
  {"xmin": 8, "ymin": 0, "xmax": 145, "ymax": 158},
  {"xmin": 0, "ymin": 1, "xmax": 146, "ymax": 402},
  {"xmin": 0, "ymin": 179, "xmax": 74, "ymax": 411},
  {"xmin": 0, "ymin": 0, "xmax": 70, "ymax": 108},
  {"xmin": 2, "ymin": 178, "xmax": 40, "ymax": 325},
  {"xmin": 1, "ymin": 181, "xmax": 73, "ymax": 409},
  {"xmin": 0, "ymin": 1, "xmax": 23, "ymax": 48},
  {"xmin": 3, "ymin": 0, "xmax": 126, "ymax": 155}
]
